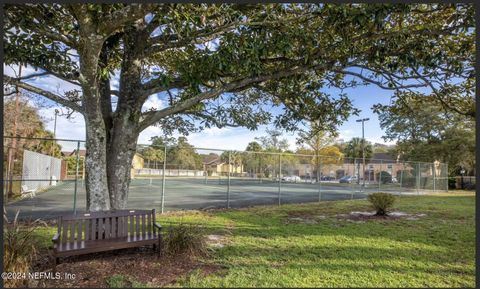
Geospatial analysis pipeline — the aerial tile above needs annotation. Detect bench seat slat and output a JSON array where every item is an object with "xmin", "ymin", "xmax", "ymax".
[
  {"xmin": 85, "ymin": 219, "xmax": 90, "ymax": 240},
  {"xmin": 54, "ymin": 233, "xmax": 158, "ymax": 252},
  {"xmin": 105, "ymin": 217, "xmax": 110, "ymax": 239},
  {"xmin": 68, "ymin": 221, "xmax": 73, "ymax": 242}
]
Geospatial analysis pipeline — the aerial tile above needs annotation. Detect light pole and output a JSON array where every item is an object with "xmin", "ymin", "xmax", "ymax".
[
  {"xmin": 356, "ymin": 118, "xmax": 369, "ymax": 191},
  {"xmin": 49, "ymin": 109, "xmax": 59, "ymax": 185},
  {"xmin": 53, "ymin": 109, "xmax": 59, "ymax": 139},
  {"xmin": 460, "ymin": 168, "xmax": 466, "ymax": 190}
]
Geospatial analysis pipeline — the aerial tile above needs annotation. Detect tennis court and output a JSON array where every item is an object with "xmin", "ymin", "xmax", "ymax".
[{"xmin": 5, "ymin": 176, "xmax": 411, "ymax": 220}]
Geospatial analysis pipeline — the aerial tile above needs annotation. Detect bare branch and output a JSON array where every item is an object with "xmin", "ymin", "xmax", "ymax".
[
  {"xmin": 4, "ymin": 75, "xmax": 83, "ymax": 112},
  {"xmin": 17, "ymin": 70, "xmax": 80, "ymax": 86}
]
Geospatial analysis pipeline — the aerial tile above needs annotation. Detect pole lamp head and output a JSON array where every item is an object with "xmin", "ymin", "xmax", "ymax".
[
  {"xmin": 356, "ymin": 118, "xmax": 370, "ymax": 123},
  {"xmin": 460, "ymin": 169, "xmax": 466, "ymax": 175}
]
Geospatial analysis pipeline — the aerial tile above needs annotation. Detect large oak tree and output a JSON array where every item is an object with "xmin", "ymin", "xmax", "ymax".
[{"xmin": 4, "ymin": 3, "xmax": 473, "ymax": 211}]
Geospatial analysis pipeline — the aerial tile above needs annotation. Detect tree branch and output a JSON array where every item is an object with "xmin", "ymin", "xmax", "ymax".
[
  {"xmin": 4, "ymin": 75, "xmax": 83, "ymax": 112},
  {"xmin": 411, "ymin": 67, "xmax": 473, "ymax": 117},
  {"xmin": 147, "ymin": 12, "xmax": 317, "ymax": 54},
  {"xmin": 137, "ymin": 62, "xmax": 330, "ymax": 131},
  {"xmin": 186, "ymin": 111, "xmax": 242, "ymax": 128},
  {"xmin": 139, "ymin": 76, "xmax": 186, "ymax": 100},
  {"xmin": 147, "ymin": 21, "xmax": 238, "ymax": 54},
  {"xmin": 333, "ymin": 69, "xmax": 428, "ymax": 90},
  {"xmin": 98, "ymin": 4, "xmax": 153, "ymax": 36},
  {"xmin": 17, "ymin": 70, "xmax": 80, "ymax": 86}
]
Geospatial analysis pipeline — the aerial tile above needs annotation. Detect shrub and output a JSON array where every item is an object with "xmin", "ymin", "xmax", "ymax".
[
  {"xmin": 3, "ymin": 209, "xmax": 45, "ymax": 288},
  {"xmin": 448, "ymin": 177, "xmax": 457, "ymax": 189},
  {"xmin": 464, "ymin": 181, "xmax": 476, "ymax": 190},
  {"xmin": 401, "ymin": 176, "xmax": 417, "ymax": 188},
  {"xmin": 163, "ymin": 223, "xmax": 208, "ymax": 257},
  {"xmin": 376, "ymin": 171, "xmax": 392, "ymax": 184},
  {"xmin": 367, "ymin": 192, "xmax": 396, "ymax": 216}
]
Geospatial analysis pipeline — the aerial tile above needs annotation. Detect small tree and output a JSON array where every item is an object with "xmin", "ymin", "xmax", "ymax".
[{"xmin": 367, "ymin": 192, "xmax": 395, "ymax": 216}]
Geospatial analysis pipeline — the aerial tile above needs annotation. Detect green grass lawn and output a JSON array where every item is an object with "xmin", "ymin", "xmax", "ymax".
[{"xmin": 30, "ymin": 192, "xmax": 475, "ymax": 287}]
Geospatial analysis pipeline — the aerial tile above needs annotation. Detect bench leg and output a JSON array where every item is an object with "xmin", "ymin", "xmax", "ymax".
[
  {"xmin": 53, "ymin": 257, "xmax": 59, "ymax": 272},
  {"xmin": 158, "ymin": 234, "xmax": 162, "ymax": 257}
]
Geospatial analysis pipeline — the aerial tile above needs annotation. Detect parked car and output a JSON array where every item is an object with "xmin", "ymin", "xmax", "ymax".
[
  {"xmin": 320, "ymin": 175, "xmax": 335, "ymax": 181},
  {"xmin": 339, "ymin": 175, "xmax": 357, "ymax": 183},
  {"xmin": 281, "ymin": 175, "xmax": 301, "ymax": 182}
]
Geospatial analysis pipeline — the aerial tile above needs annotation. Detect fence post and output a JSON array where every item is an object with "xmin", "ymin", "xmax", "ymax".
[
  {"xmin": 73, "ymin": 141, "xmax": 80, "ymax": 214},
  {"xmin": 318, "ymin": 156, "xmax": 322, "ymax": 202},
  {"xmin": 416, "ymin": 162, "xmax": 420, "ymax": 195},
  {"xmin": 378, "ymin": 160, "xmax": 382, "ymax": 192},
  {"xmin": 351, "ymin": 159, "xmax": 356, "ymax": 199},
  {"xmin": 278, "ymin": 153, "xmax": 282, "ymax": 206},
  {"xmin": 204, "ymin": 166, "xmax": 208, "ymax": 184},
  {"xmin": 161, "ymin": 146, "xmax": 166, "ymax": 214},
  {"xmin": 400, "ymin": 163, "xmax": 404, "ymax": 189},
  {"xmin": 259, "ymin": 154, "xmax": 263, "ymax": 184},
  {"xmin": 433, "ymin": 162, "xmax": 436, "ymax": 192},
  {"xmin": 446, "ymin": 163, "xmax": 449, "ymax": 192},
  {"xmin": 227, "ymin": 151, "xmax": 231, "ymax": 208}
]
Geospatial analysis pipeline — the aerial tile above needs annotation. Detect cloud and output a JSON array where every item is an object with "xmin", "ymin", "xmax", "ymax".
[
  {"xmin": 138, "ymin": 125, "xmax": 165, "ymax": 144},
  {"xmin": 338, "ymin": 129, "xmax": 355, "ymax": 140},
  {"xmin": 141, "ymin": 94, "xmax": 164, "ymax": 112},
  {"xmin": 39, "ymin": 106, "xmax": 86, "ymax": 151}
]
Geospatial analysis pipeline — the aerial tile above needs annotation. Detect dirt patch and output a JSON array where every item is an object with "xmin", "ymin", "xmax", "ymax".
[
  {"xmin": 336, "ymin": 211, "xmax": 427, "ymax": 222},
  {"xmin": 284, "ymin": 211, "xmax": 328, "ymax": 224},
  {"xmin": 30, "ymin": 247, "xmax": 224, "ymax": 288},
  {"xmin": 284, "ymin": 210, "xmax": 427, "ymax": 224},
  {"xmin": 206, "ymin": 234, "xmax": 230, "ymax": 248}
]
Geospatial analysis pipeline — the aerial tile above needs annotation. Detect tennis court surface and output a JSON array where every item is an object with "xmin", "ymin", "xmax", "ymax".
[{"xmin": 6, "ymin": 176, "xmax": 426, "ymax": 220}]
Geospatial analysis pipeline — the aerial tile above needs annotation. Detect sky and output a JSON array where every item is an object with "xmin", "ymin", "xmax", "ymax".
[{"xmin": 4, "ymin": 64, "xmax": 397, "ymax": 152}]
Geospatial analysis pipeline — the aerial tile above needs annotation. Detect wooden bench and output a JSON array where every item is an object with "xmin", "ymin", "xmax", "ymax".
[{"xmin": 52, "ymin": 209, "xmax": 162, "ymax": 269}]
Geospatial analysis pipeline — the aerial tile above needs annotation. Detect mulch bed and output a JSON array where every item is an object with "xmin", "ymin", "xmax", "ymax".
[
  {"xmin": 285, "ymin": 210, "xmax": 426, "ymax": 224},
  {"xmin": 30, "ymin": 247, "xmax": 223, "ymax": 288}
]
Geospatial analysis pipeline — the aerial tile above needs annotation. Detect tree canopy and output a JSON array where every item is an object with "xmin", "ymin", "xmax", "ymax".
[
  {"xmin": 4, "ymin": 95, "xmax": 62, "ymax": 158},
  {"xmin": 4, "ymin": 3, "xmax": 473, "ymax": 211},
  {"xmin": 373, "ymin": 93, "xmax": 475, "ymax": 175},
  {"xmin": 343, "ymin": 137, "xmax": 374, "ymax": 160},
  {"xmin": 5, "ymin": 4, "xmax": 473, "ymax": 134}
]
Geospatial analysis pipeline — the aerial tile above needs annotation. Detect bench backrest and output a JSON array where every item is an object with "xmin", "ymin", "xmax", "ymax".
[{"xmin": 56, "ymin": 209, "xmax": 156, "ymax": 243}]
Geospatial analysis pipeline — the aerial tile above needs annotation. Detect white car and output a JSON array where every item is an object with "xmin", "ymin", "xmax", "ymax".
[{"xmin": 281, "ymin": 175, "xmax": 301, "ymax": 182}]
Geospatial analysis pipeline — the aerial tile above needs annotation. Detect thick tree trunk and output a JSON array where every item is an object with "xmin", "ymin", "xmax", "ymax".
[
  {"xmin": 77, "ymin": 29, "xmax": 111, "ymax": 211},
  {"xmin": 106, "ymin": 114, "xmax": 139, "ymax": 209},
  {"xmin": 102, "ymin": 24, "xmax": 147, "ymax": 209},
  {"xmin": 84, "ymin": 118, "xmax": 111, "ymax": 211}
]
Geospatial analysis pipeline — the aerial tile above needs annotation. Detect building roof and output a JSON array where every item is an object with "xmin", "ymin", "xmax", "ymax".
[
  {"xmin": 70, "ymin": 149, "xmax": 86, "ymax": 157},
  {"xmin": 202, "ymin": 153, "xmax": 222, "ymax": 165},
  {"xmin": 372, "ymin": 152, "xmax": 396, "ymax": 161}
]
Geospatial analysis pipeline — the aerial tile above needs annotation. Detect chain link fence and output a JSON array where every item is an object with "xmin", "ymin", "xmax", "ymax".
[{"xmin": 4, "ymin": 137, "xmax": 448, "ymax": 219}]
